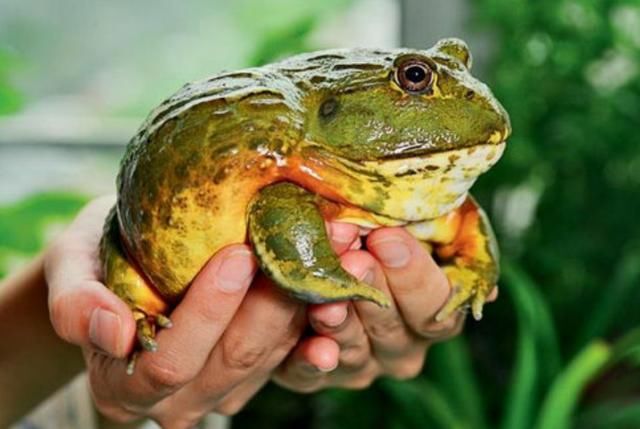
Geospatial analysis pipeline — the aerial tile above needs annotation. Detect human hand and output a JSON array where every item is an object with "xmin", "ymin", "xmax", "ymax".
[
  {"xmin": 44, "ymin": 196, "xmax": 308, "ymax": 427},
  {"xmin": 274, "ymin": 225, "xmax": 498, "ymax": 391}
]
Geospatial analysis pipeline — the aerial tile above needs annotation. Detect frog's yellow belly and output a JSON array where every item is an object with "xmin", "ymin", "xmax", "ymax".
[{"xmin": 122, "ymin": 152, "xmax": 277, "ymax": 301}]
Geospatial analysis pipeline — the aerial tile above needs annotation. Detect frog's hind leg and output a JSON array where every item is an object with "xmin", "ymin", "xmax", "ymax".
[
  {"xmin": 407, "ymin": 196, "xmax": 499, "ymax": 322},
  {"xmin": 248, "ymin": 182, "xmax": 390, "ymax": 307},
  {"xmin": 100, "ymin": 206, "xmax": 170, "ymax": 372}
]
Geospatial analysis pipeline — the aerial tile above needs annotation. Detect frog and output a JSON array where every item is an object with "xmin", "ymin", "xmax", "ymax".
[{"xmin": 100, "ymin": 38, "xmax": 511, "ymax": 372}]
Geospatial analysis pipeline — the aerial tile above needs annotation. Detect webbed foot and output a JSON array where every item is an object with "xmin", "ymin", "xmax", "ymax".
[
  {"xmin": 436, "ymin": 266, "xmax": 495, "ymax": 322},
  {"xmin": 126, "ymin": 310, "xmax": 173, "ymax": 375}
]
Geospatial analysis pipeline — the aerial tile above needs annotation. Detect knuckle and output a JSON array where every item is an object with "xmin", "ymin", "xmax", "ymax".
[
  {"xmin": 274, "ymin": 331, "xmax": 300, "ymax": 358},
  {"xmin": 48, "ymin": 293, "xmax": 72, "ymax": 341},
  {"xmin": 339, "ymin": 345, "xmax": 370, "ymax": 370},
  {"xmin": 273, "ymin": 372, "xmax": 324, "ymax": 394},
  {"xmin": 421, "ymin": 313, "xmax": 465, "ymax": 340},
  {"xmin": 388, "ymin": 358, "xmax": 425, "ymax": 380},
  {"xmin": 92, "ymin": 399, "xmax": 137, "ymax": 424},
  {"xmin": 155, "ymin": 415, "xmax": 200, "ymax": 429},
  {"xmin": 142, "ymin": 356, "xmax": 191, "ymax": 392},
  {"xmin": 344, "ymin": 374, "xmax": 376, "ymax": 390},
  {"xmin": 366, "ymin": 316, "xmax": 406, "ymax": 342},
  {"xmin": 101, "ymin": 409, "xmax": 137, "ymax": 424},
  {"xmin": 222, "ymin": 337, "xmax": 269, "ymax": 372},
  {"xmin": 289, "ymin": 383, "xmax": 323, "ymax": 394},
  {"xmin": 216, "ymin": 398, "xmax": 248, "ymax": 416},
  {"xmin": 340, "ymin": 364, "xmax": 380, "ymax": 390}
]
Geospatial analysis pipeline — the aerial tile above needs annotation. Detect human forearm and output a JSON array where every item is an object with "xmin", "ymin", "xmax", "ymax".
[{"xmin": 0, "ymin": 255, "xmax": 84, "ymax": 426}]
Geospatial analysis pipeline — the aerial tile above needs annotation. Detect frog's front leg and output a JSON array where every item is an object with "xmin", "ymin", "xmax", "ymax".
[
  {"xmin": 248, "ymin": 182, "xmax": 390, "ymax": 307},
  {"xmin": 407, "ymin": 196, "xmax": 499, "ymax": 322}
]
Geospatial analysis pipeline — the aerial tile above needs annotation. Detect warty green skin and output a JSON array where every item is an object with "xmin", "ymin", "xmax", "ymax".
[
  {"xmin": 248, "ymin": 182, "xmax": 389, "ymax": 305},
  {"xmin": 105, "ymin": 38, "xmax": 510, "ymax": 330}
]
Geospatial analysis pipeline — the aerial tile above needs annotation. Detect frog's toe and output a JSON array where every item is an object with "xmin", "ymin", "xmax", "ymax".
[
  {"xmin": 136, "ymin": 316, "xmax": 158, "ymax": 352},
  {"xmin": 126, "ymin": 352, "xmax": 139, "ymax": 376},
  {"xmin": 134, "ymin": 311, "xmax": 173, "ymax": 352},
  {"xmin": 127, "ymin": 310, "xmax": 172, "ymax": 374},
  {"xmin": 471, "ymin": 289, "xmax": 489, "ymax": 321},
  {"xmin": 156, "ymin": 313, "xmax": 173, "ymax": 329},
  {"xmin": 435, "ymin": 286, "xmax": 471, "ymax": 322},
  {"xmin": 435, "ymin": 266, "xmax": 493, "ymax": 322}
]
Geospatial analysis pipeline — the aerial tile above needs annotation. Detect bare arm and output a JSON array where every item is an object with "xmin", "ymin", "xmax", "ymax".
[{"xmin": 0, "ymin": 255, "xmax": 84, "ymax": 427}]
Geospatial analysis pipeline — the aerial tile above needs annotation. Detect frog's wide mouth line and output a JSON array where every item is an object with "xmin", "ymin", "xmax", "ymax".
[{"xmin": 339, "ymin": 141, "xmax": 507, "ymax": 178}]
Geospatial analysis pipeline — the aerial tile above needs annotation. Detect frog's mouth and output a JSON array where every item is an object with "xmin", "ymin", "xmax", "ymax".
[
  {"xmin": 331, "ymin": 141, "xmax": 506, "ymax": 221},
  {"xmin": 292, "ymin": 140, "xmax": 506, "ymax": 222},
  {"xmin": 360, "ymin": 141, "xmax": 506, "ymax": 179}
]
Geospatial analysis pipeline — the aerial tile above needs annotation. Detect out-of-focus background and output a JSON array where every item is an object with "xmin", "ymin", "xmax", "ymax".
[{"xmin": 1, "ymin": 0, "xmax": 640, "ymax": 428}]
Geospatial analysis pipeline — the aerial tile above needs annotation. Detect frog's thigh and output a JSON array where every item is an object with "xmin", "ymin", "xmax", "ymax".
[
  {"xmin": 248, "ymin": 182, "xmax": 389, "ymax": 307},
  {"xmin": 407, "ymin": 195, "xmax": 499, "ymax": 321},
  {"xmin": 101, "ymin": 207, "xmax": 170, "ymax": 369}
]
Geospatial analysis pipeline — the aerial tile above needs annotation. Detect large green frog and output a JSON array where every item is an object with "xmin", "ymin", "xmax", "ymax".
[{"xmin": 101, "ymin": 38, "xmax": 510, "ymax": 370}]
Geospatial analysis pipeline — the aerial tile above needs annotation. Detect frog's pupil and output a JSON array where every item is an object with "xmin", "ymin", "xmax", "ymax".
[{"xmin": 405, "ymin": 66, "xmax": 426, "ymax": 83}]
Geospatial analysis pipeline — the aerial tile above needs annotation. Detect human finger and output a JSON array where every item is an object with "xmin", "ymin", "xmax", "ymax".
[
  {"xmin": 366, "ymin": 228, "xmax": 452, "ymax": 337},
  {"xmin": 45, "ymin": 196, "xmax": 136, "ymax": 358},
  {"xmin": 92, "ymin": 244, "xmax": 257, "ymax": 411},
  {"xmin": 172, "ymin": 274, "xmax": 306, "ymax": 413}
]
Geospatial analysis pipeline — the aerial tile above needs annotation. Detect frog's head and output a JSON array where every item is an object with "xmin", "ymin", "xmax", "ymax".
[
  {"xmin": 299, "ymin": 38, "xmax": 510, "ymax": 163},
  {"xmin": 279, "ymin": 39, "xmax": 511, "ymax": 220}
]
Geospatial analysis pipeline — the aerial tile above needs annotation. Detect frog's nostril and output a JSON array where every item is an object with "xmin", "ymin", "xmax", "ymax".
[{"xmin": 320, "ymin": 97, "xmax": 339, "ymax": 118}]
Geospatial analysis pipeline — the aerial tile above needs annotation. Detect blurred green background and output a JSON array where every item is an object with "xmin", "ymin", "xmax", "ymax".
[{"xmin": 1, "ymin": 0, "xmax": 639, "ymax": 428}]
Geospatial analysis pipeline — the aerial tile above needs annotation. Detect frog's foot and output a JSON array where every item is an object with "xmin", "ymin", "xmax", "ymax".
[
  {"xmin": 436, "ymin": 265, "xmax": 495, "ymax": 322},
  {"xmin": 100, "ymin": 205, "xmax": 171, "ymax": 374},
  {"xmin": 126, "ymin": 310, "xmax": 173, "ymax": 375},
  {"xmin": 412, "ymin": 196, "xmax": 500, "ymax": 322},
  {"xmin": 249, "ymin": 182, "xmax": 390, "ymax": 307},
  {"xmin": 133, "ymin": 310, "xmax": 173, "ymax": 352}
]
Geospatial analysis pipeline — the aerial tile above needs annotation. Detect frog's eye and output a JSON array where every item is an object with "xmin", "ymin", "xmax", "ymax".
[{"xmin": 395, "ymin": 59, "xmax": 433, "ymax": 94}]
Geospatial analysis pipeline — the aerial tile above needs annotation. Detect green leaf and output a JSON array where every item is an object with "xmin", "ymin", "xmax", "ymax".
[
  {"xmin": 380, "ymin": 378, "xmax": 468, "ymax": 429},
  {"xmin": 534, "ymin": 329, "xmax": 640, "ymax": 429},
  {"xmin": 429, "ymin": 338, "xmax": 488, "ymax": 429},
  {"xmin": 500, "ymin": 323, "xmax": 537, "ymax": 429},
  {"xmin": 574, "ymin": 252, "xmax": 640, "ymax": 352},
  {"xmin": 575, "ymin": 401, "xmax": 640, "ymax": 429},
  {"xmin": 0, "ymin": 192, "xmax": 88, "ymax": 278},
  {"xmin": 502, "ymin": 261, "xmax": 562, "ymax": 381},
  {"xmin": 534, "ymin": 341, "xmax": 611, "ymax": 429},
  {"xmin": 500, "ymin": 260, "xmax": 562, "ymax": 429}
]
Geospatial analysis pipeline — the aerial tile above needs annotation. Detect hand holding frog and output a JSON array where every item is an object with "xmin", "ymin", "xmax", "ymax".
[
  {"xmin": 45, "ymin": 197, "xmax": 488, "ymax": 428},
  {"xmin": 46, "ymin": 196, "xmax": 307, "ymax": 427},
  {"xmin": 275, "ymin": 224, "xmax": 498, "ymax": 391}
]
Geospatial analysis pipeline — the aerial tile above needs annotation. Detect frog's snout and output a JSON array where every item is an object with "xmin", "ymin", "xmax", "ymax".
[
  {"xmin": 500, "ymin": 112, "xmax": 512, "ymax": 142},
  {"xmin": 490, "ymin": 101, "xmax": 512, "ymax": 144},
  {"xmin": 489, "ymin": 120, "xmax": 511, "ymax": 145}
]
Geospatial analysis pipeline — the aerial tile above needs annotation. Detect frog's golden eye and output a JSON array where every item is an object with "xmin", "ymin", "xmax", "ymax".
[{"xmin": 395, "ymin": 59, "xmax": 433, "ymax": 94}]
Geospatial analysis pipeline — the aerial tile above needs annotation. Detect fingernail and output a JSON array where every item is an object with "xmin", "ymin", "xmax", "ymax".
[
  {"xmin": 320, "ymin": 305, "xmax": 348, "ymax": 328},
  {"xmin": 371, "ymin": 237, "xmax": 411, "ymax": 268},
  {"xmin": 89, "ymin": 308, "xmax": 121, "ymax": 356},
  {"xmin": 217, "ymin": 249, "xmax": 255, "ymax": 292}
]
